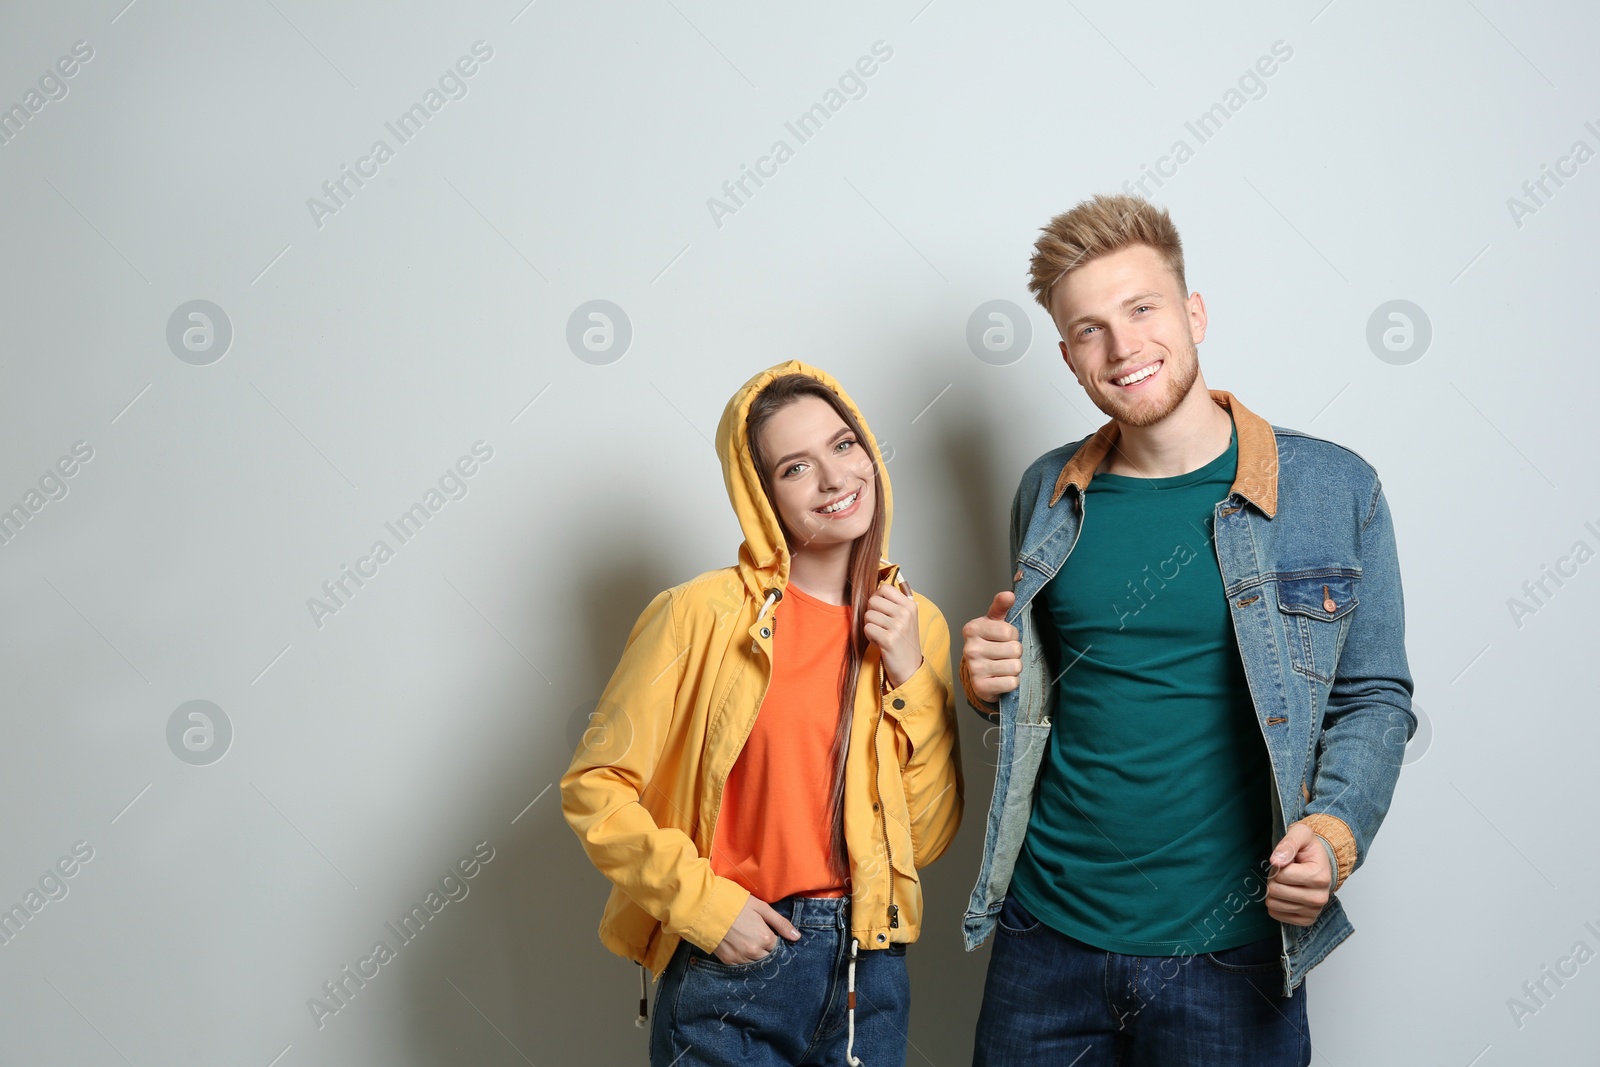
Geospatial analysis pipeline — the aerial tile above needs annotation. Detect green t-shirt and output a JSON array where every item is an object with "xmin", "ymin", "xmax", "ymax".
[{"xmin": 1008, "ymin": 417, "xmax": 1280, "ymax": 955}]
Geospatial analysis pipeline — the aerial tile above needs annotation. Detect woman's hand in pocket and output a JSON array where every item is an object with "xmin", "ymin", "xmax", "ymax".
[{"xmin": 712, "ymin": 895, "xmax": 801, "ymax": 965}]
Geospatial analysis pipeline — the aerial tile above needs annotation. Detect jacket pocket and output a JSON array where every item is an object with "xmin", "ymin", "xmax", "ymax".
[
  {"xmin": 685, "ymin": 936, "xmax": 788, "ymax": 974},
  {"xmin": 1276, "ymin": 572, "xmax": 1359, "ymax": 684}
]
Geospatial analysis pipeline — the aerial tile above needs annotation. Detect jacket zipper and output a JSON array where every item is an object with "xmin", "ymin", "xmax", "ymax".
[{"xmin": 873, "ymin": 659, "xmax": 899, "ymax": 931}]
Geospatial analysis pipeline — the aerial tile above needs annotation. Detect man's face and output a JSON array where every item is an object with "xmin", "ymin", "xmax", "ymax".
[{"xmin": 1049, "ymin": 243, "xmax": 1206, "ymax": 427}]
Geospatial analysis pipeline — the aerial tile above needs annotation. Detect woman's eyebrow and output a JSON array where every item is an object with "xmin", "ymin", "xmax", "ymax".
[{"xmin": 773, "ymin": 427, "xmax": 850, "ymax": 470}]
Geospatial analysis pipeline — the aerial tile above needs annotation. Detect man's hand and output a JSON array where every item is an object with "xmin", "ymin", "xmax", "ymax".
[
  {"xmin": 962, "ymin": 591, "xmax": 1021, "ymax": 704},
  {"xmin": 1264, "ymin": 821, "xmax": 1333, "ymax": 926},
  {"xmin": 711, "ymin": 895, "xmax": 802, "ymax": 965}
]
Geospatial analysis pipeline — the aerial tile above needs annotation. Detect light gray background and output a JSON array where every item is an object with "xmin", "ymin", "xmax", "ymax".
[{"xmin": 1, "ymin": 0, "xmax": 1595, "ymax": 1064}]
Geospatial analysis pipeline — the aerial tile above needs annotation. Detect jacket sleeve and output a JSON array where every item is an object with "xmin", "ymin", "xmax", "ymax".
[
  {"xmin": 1298, "ymin": 479, "xmax": 1415, "ymax": 889},
  {"xmin": 559, "ymin": 587, "xmax": 750, "ymax": 953},
  {"xmin": 885, "ymin": 598, "xmax": 965, "ymax": 869},
  {"xmin": 960, "ymin": 475, "xmax": 1027, "ymax": 721}
]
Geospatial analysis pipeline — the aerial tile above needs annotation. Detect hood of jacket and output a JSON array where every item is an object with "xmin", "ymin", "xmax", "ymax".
[{"xmin": 714, "ymin": 359, "xmax": 897, "ymax": 603}]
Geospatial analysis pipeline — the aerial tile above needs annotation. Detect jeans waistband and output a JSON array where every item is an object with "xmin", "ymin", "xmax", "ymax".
[{"xmin": 769, "ymin": 892, "xmax": 850, "ymax": 930}]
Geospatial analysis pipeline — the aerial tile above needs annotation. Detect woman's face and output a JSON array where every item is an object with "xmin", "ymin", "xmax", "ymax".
[{"xmin": 756, "ymin": 395, "xmax": 877, "ymax": 551}]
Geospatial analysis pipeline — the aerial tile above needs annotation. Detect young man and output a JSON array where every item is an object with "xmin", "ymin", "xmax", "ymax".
[{"xmin": 959, "ymin": 194, "xmax": 1415, "ymax": 1066}]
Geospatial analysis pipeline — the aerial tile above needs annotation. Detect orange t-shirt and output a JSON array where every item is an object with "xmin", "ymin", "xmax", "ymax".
[{"xmin": 710, "ymin": 581, "xmax": 852, "ymax": 902}]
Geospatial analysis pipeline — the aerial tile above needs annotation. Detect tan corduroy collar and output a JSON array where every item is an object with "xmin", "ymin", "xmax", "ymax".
[{"xmin": 1048, "ymin": 389, "xmax": 1278, "ymax": 518}]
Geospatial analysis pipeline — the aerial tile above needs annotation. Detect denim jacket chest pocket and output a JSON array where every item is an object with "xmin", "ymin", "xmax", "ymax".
[{"xmin": 1274, "ymin": 571, "xmax": 1360, "ymax": 685}]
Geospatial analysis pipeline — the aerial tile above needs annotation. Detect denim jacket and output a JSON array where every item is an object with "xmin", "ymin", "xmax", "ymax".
[{"xmin": 957, "ymin": 390, "xmax": 1415, "ymax": 996}]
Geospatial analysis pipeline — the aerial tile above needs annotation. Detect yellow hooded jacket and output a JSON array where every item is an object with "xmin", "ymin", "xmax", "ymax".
[{"xmin": 560, "ymin": 359, "xmax": 964, "ymax": 979}]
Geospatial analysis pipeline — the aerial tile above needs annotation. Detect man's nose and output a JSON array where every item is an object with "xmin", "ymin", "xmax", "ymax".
[{"xmin": 1107, "ymin": 324, "xmax": 1141, "ymax": 361}]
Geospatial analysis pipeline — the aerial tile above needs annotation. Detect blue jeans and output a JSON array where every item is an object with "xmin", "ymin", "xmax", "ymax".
[
  {"xmin": 973, "ymin": 893, "xmax": 1310, "ymax": 1066},
  {"xmin": 650, "ymin": 893, "xmax": 910, "ymax": 1067}
]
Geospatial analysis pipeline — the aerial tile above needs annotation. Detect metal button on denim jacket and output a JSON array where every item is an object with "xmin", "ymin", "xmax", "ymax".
[{"xmin": 957, "ymin": 390, "xmax": 1415, "ymax": 997}]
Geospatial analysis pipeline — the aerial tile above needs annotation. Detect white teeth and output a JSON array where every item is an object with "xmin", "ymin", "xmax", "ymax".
[
  {"xmin": 819, "ymin": 491, "xmax": 858, "ymax": 513},
  {"xmin": 1113, "ymin": 361, "xmax": 1160, "ymax": 386}
]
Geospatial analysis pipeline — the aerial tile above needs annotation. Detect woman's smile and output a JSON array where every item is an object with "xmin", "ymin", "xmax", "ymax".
[{"xmin": 814, "ymin": 488, "xmax": 862, "ymax": 518}]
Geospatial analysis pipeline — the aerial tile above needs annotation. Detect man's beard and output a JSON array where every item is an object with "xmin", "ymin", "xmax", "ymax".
[{"xmin": 1085, "ymin": 343, "xmax": 1200, "ymax": 428}]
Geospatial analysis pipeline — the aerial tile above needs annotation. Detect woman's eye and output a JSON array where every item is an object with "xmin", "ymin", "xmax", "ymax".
[{"xmin": 837, "ymin": 439, "xmax": 855, "ymax": 452}]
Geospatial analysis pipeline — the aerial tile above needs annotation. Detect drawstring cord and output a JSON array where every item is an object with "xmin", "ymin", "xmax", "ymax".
[
  {"xmin": 635, "ymin": 963, "xmax": 648, "ymax": 1028},
  {"xmin": 846, "ymin": 937, "xmax": 863, "ymax": 1065},
  {"xmin": 750, "ymin": 588, "xmax": 780, "ymax": 652},
  {"xmin": 755, "ymin": 589, "xmax": 778, "ymax": 623}
]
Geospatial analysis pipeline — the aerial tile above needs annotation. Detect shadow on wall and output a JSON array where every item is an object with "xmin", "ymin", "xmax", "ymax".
[
  {"xmin": 940, "ymin": 406, "xmax": 1021, "ymax": 576},
  {"xmin": 377, "ymin": 521, "xmax": 683, "ymax": 1063}
]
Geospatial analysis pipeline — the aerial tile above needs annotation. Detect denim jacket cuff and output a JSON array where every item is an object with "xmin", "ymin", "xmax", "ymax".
[{"xmin": 1299, "ymin": 812, "xmax": 1357, "ymax": 888}]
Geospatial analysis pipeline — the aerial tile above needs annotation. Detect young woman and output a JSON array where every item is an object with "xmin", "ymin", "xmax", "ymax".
[{"xmin": 561, "ymin": 359, "xmax": 964, "ymax": 1066}]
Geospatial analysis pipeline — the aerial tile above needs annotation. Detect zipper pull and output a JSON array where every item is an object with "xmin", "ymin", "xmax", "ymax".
[{"xmin": 888, "ymin": 904, "xmax": 899, "ymax": 929}]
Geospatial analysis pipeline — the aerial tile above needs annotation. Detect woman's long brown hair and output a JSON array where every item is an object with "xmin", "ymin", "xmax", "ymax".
[{"xmin": 746, "ymin": 374, "xmax": 887, "ymax": 887}]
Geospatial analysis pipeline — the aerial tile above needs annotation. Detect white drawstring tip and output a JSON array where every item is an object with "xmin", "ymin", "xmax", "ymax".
[{"xmin": 846, "ymin": 937, "xmax": 863, "ymax": 1066}]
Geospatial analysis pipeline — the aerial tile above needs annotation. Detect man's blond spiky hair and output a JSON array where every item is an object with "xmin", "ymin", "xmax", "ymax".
[{"xmin": 1027, "ymin": 193, "xmax": 1188, "ymax": 316}]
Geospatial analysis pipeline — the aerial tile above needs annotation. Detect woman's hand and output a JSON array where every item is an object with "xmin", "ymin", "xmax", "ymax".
[
  {"xmin": 712, "ymin": 895, "xmax": 801, "ymax": 964},
  {"xmin": 865, "ymin": 580, "xmax": 923, "ymax": 690}
]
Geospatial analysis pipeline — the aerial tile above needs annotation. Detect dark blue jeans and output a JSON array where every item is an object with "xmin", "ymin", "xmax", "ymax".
[
  {"xmin": 973, "ymin": 893, "xmax": 1309, "ymax": 1066},
  {"xmin": 650, "ymin": 893, "xmax": 910, "ymax": 1067}
]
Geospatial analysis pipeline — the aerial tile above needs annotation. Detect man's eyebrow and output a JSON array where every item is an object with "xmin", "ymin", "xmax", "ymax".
[
  {"xmin": 1063, "ymin": 290, "xmax": 1165, "ymax": 333},
  {"xmin": 772, "ymin": 426, "xmax": 852, "ymax": 471}
]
